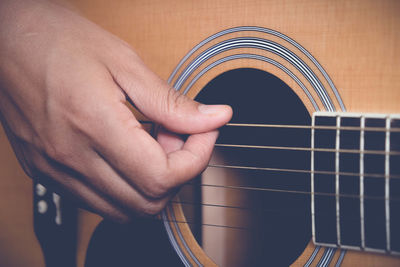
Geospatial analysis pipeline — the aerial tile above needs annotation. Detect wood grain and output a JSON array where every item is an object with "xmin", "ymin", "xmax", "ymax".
[{"xmin": 0, "ymin": 0, "xmax": 399, "ymax": 266}]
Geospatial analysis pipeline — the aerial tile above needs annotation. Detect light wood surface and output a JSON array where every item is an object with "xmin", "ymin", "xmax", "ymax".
[{"xmin": 0, "ymin": 0, "xmax": 399, "ymax": 266}]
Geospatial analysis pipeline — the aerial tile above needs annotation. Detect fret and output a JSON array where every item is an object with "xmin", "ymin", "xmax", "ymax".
[
  {"xmin": 313, "ymin": 114, "xmax": 337, "ymax": 245},
  {"xmin": 314, "ymin": 116, "xmax": 336, "ymax": 149},
  {"xmin": 339, "ymin": 117, "xmax": 361, "ymax": 247},
  {"xmin": 364, "ymin": 117, "xmax": 386, "ymax": 250}
]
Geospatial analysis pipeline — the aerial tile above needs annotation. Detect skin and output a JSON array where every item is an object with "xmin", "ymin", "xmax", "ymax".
[{"xmin": 0, "ymin": 0, "xmax": 232, "ymax": 222}]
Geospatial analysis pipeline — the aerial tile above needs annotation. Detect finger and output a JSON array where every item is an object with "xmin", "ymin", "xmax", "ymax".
[
  {"xmin": 109, "ymin": 56, "xmax": 232, "ymax": 134},
  {"xmin": 83, "ymin": 149, "xmax": 173, "ymax": 216},
  {"xmin": 30, "ymin": 152, "xmax": 130, "ymax": 222},
  {"xmin": 165, "ymin": 130, "xmax": 219, "ymax": 187},
  {"xmin": 80, "ymin": 65, "xmax": 220, "ymax": 200},
  {"xmin": 157, "ymin": 127, "xmax": 185, "ymax": 154},
  {"xmin": 31, "ymin": 146, "xmax": 172, "ymax": 220},
  {"xmin": 90, "ymin": 98, "xmax": 216, "ymax": 200},
  {"xmin": 57, "ymin": 64, "xmax": 171, "ymax": 200},
  {"xmin": 91, "ymin": 105, "xmax": 171, "ymax": 199}
]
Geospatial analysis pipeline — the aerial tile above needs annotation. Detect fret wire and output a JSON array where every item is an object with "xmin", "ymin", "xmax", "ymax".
[
  {"xmin": 335, "ymin": 115, "xmax": 341, "ymax": 246},
  {"xmin": 207, "ymin": 163, "xmax": 400, "ymax": 179},
  {"xmin": 138, "ymin": 120, "xmax": 400, "ymax": 132},
  {"xmin": 183, "ymin": 182, "xmax": 400, "ymax": 201},
  {"xmin": 311, "ymin": 114, "xmax": 316, "ymax": 245},
  {"xmin": 360, "ymin": 116, "xmax": 366, "ymax": 249},
  {"xmin": 385, "ymin": 117, "xmax": 391, "ymax": 252},
  {"xmin": 214, "ymin": 143, "xmax": 400, "ymax": 155}
]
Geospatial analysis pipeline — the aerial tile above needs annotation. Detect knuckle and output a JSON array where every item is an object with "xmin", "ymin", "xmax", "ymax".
[
  {"xmin": 165, "ymin": 87, "xmax": 188, "ymax": 116},
  {"xmin": 76, "ymin": 101, "xmax": 104, "ymax": 126},
  {"xmin": 143, "ymin": 183, "xmax": 168, "ymax": 200},
  {"xmin": 141, "ymin": 200, "xmax": 166, "ymax": 216},
  {"xmin": 43, "ymin": 139, "xmax": 71, "ymax": 163},
  {"xmin": 142, "ymin": 173, "xmax": 171, "ymax": 200},
  {"xmin": 111, "ymin": 48, "xmax": 142, "ymax": 81},
  {"xmin": 117, "ymin": 44, "xmax": 140, "ymax": 63}
]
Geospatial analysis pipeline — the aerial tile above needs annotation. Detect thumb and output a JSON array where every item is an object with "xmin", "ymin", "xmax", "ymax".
[{"xmin": 112, "ymin": 59, "xmax": 232, "ymax": 134}]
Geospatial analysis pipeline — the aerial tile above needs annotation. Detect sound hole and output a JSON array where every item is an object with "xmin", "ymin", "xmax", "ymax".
[{"xmin": 179, "ymin": 68, "xmax": 311, "ymax": 266}]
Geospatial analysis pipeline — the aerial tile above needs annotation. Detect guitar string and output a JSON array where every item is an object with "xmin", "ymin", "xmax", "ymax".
[
  {"xmin": 226, "ymin": 122, "xmax": 400, "ymax": 132},
  {"xmin": 171, "ymin": 199, "xmax": 304, "ymax": 215},
  {"xmin": 149, "ymin": 121, "xmax": 400, "ymax": 231},
  {"xmin": 141, "ymin": 121, "xmax": 400, "ymax": 156},
  {"xmin": 147, "ymin": 180, "xmax": 398, "ymax": 232},
  {"xmin": 140, "ymin": 120, "xmax": 400, "ymax": 132},
  {"xmin": 146, "ymin": 120, "xmax": 400, "ymax": 180},
  {"xmin": 147, "ymin": 208, "xmax": 386, "ymax": 233},
  {"xmin": 168, "ymin": 160, "xmax": 400, "ymax": 224},
  {"xmin": 214, "ymin": 143, "xmax": 400, "ymax": 156},
  {"xmin": 155, "ymin": 215, "xmax": 251, "ymax": 231},
  {"xmin": 170, "ymin": 200, "xmax": 368, "ymax": 219},
  {"xmin": 182, "ymin": 182, "xmax": 400, "ymax": 201},
  {"xmin": 206, "ymin": 163, "xmax": 400, "ymax": 179},
  {"xmin": 162, "ymin": 184, "xmax": 399, "ymax": 231},
  {"xmin": 153, "ymin": 216, "xmax": 378, "ymax": 233},
  {"xmin": 140, "ymin": 122, "xmax": 400, "ymax": 230},
  {"xmin": 145, "ymin": 121, "xmax": 400, "ymax": 203}
]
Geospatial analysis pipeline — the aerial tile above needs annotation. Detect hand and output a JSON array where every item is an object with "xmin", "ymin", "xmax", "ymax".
[{"xmin": 0, "ymin": 0, "xmax": 232, "ymax": 221}]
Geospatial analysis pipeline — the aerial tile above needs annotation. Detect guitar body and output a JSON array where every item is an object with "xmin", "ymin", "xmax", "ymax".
[{"xmin": 0, "ymin": 0, "xmax": 399, "ymax": 266}]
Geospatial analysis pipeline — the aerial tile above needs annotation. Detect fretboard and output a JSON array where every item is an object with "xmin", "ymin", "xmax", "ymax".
[{"xmin": 311, "ymin": 111, "xmax": 400, "ymax": 255}]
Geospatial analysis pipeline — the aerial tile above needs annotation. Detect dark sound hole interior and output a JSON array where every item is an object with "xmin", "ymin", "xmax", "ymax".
[{"xmin": 179, "ymin": 68, "xmax": 312, "ymax": 266}]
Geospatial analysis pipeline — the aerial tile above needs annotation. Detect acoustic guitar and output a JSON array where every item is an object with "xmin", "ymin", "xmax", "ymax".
[{"xmin": 1, "ymin": 0, "xmax": 399, "ymax": 266}]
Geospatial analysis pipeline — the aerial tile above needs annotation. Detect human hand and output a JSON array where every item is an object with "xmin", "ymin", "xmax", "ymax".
[{"xmin": 0, "ymin": 0, "xmax": 232, "ymax": 221}]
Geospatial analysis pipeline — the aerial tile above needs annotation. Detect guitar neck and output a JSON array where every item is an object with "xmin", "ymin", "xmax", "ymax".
[{"xmin": 311, "ymin": 111, "xmax": 400, "ymax": 255}]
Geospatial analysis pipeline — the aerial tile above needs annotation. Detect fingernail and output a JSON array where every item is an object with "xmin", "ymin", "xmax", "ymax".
[{"xmin": 198, "ymin": 104, "xmax": 226, "ymax": 115}]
